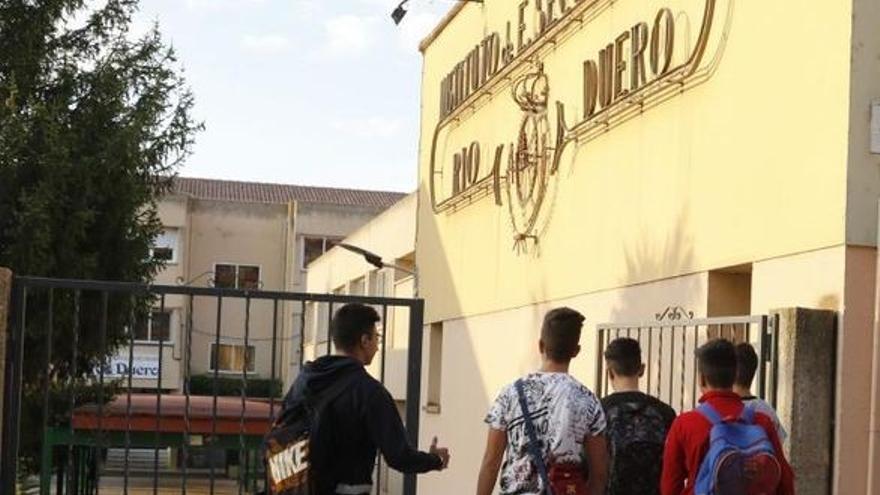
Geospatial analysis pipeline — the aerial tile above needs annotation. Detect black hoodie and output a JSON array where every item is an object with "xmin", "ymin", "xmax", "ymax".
[{"xmin": 283, "ymin": 355, "xmax": 442, "ymax": 494}]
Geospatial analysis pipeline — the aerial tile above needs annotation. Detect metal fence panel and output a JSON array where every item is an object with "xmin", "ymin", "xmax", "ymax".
[
  {"xmin": 595, "ymin": 315, "xmax": 779, "ymax": 412},
  {"xmin": 1, "ymin": 276, "xmax": 425, "ymax": 495}
]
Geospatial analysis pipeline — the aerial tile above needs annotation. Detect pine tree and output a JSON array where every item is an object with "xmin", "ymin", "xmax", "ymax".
[{"xmin": 0, "ymin": 0, "xmax": 201, "ymax": 475}]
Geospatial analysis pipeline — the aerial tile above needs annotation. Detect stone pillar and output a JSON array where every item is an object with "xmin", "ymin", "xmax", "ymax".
[
  {"xmin": 772, "ymin": 307, "xmax": 836, "ymax": 495},
  {"xmin": 0, "ymin": 267, "xmax": 11, "ymax": 462}
]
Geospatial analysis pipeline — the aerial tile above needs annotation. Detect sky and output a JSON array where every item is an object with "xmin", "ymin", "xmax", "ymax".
[{"xmin": 128, "ymin": 0, "xmax": 452, "ymax": 192}]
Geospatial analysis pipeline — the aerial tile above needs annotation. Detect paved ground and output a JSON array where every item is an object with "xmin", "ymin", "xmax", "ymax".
[
  {"xmin": 20, "ymin": 475, "xmax": 254, "ymax": 495},
  {"xmin": 99, "ymin": 475, "xmax": 246, "ymax": 494}
]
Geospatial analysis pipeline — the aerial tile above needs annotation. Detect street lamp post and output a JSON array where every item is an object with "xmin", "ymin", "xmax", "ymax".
[{"xmin": 336, "ymin": 243, "xmax": 419, "ymax": 297}]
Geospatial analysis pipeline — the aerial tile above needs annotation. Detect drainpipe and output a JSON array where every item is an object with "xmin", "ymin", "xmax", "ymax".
[{"xmin": 868, "ymin": 200, "xmax": 880, "ymax": 493}]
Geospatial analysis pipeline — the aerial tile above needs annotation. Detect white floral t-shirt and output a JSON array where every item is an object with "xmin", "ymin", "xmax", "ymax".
[{"xmin": 485, "ymin": 372, "xmax": 606, "ymax": 495}]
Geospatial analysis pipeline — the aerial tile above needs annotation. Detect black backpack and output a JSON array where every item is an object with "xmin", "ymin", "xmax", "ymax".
[
  {"xmin": 263, "ymin": 372, "xmax": 358, "ymax": 494},
  {"xmin": 604, "ymin": 400, "xmax": 670, "ymax": 495}
]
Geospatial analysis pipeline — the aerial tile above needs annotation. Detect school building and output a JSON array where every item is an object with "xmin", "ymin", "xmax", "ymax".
[
  {"xmin": 413, "ymin": 1, "xmax": 880, "ymax": 494},
  {"xmin": 115, "ymin": 177, "xmax": 405, "ymax": 393}
]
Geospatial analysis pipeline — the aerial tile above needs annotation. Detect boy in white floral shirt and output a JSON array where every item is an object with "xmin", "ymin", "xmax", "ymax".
[{"xmin": 476, "ymin": 307, "xmax": 608, "ymax": 495}]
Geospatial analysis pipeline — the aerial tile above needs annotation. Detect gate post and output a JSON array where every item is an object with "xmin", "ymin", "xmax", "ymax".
[
  {"xmin": 0, "ymin": 267, "xmax": 11, "ymax": 462},
  {"xmin": 771, "ymin": 307, "xmax": 836, "ymax": 495},
  {"xmin": 403, "ymin": 298, "xmax": 425, "ymax": 495}
]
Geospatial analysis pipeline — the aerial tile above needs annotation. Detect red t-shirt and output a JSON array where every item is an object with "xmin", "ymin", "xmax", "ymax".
[{"xmin": 660, "ymin": 390, "xmax": 795, "ymax": 495}]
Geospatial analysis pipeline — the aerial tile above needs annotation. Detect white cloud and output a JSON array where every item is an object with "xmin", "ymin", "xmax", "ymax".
[
  {"xmin": 185, "ymin": 0, "xmax": 265, "ymax": 12},
  {"xmin": 331, "ymin": 117, "xmax": 403, "ymax": 139},
  {"xmin": 241, "ymin": 34, "xmax": 291, "ymax": 54},
  {"xmin": 322, "ymin": 15, "xmax": 378, "ymax": 57},
  {"xmin": 128, "ymin": 17, "xmax": 156, "ymax": 40},
  {"xmin": 292, "ymin": 0, "xmax": 322, "ymax": 19},
  {"xmin": 358, "ymin": 0, "xmax": 400, "ymax": 7}
]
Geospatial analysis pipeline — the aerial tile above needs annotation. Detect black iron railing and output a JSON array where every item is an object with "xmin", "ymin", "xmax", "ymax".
[
  {"xmin": 1, "ymin": 276, "xmax": 424, "ymax": 495},
  {"xmin": 595, "ymin": 315, "xmax": 779, "ymax": 413}
]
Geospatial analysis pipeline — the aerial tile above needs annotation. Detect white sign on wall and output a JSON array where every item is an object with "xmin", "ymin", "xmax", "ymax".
[{"xmin": 102, "ymin": 356, "xmax": 161, "ymax": 379}]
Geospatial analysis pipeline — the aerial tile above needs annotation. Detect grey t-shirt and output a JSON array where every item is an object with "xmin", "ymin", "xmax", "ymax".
[{"xmin": 743, "ymin": 396, "xmax": 787, "ymax": 442}]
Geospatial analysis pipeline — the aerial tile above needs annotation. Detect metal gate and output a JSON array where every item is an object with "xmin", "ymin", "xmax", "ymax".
[
  {"xmin": 1, "ymin": 276, "xmax": 425, "ymax": 495},
  {"xmin": 595, "ymin": 314, "xmax": 779, "ymax": 413}
]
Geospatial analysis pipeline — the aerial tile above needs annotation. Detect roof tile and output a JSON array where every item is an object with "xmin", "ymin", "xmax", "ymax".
[{"xmin": 172, "ymin": 177, "xmax": 406, "ymax": 208}]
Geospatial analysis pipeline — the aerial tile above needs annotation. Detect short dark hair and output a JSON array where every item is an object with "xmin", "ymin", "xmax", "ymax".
[
  {"xmin": 541, "ymin": 307, "xmax": 585, "ymax": 362},
  {"xmin": 604, "ymin": 338, "xmax": 642, "ymax": 376},
  {"xmin": 331, "ymin": 304, "xmax": 380, "ymax": 351},
  {"xmin": 696, "ymin": 339, "xmax": 737, "ymax": 389},
  {"xmin": 735, "ymin": 342, "xmax": 759, "ymax": 388}
]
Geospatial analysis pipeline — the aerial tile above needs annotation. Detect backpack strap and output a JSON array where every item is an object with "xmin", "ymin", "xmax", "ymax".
[
  {"xmin": 696, "ymin": 403, "xmax": 723, "ymax": 425},
  {"xmin": 309, "ymin": 369, "xmax": 361, "ymax": 415},
  {"xmin": 514, "ymin": 379, "xmax": 553, "ymax": 495}
]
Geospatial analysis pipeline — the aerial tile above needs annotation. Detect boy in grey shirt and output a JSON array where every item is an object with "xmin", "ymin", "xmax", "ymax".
[{"xmin": 734, "ymin": 343, "xmax": 787, "ymax": 442}]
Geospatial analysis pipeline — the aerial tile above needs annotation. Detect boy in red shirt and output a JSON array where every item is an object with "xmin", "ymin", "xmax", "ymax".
[{"xmin": 660, "ymin": 339, "xmax": 794, "ymax": 495}]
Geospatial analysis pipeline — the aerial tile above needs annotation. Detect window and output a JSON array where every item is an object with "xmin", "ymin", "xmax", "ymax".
[
  {"xmin": 426, "ymin": 322, "xmax": 443, "ymax": 413},
  {"xmin": 210, "ymin": 344, "xmax": 256, "ymax": 372},
  {"xmin": 238, "ymin": 265, "xmax": 260, "ymax": 289},
  {"xmin": 301, "ymin": 236, "xmax": 342, "ymax": 269},
  {"xmin": 151, "ymin": 228, "xmax": 179, "ymax": 263},
  {"xmin": 369, "ymin": 269, "xmax": 386, "ymax": 297},
  {"xmin": 134, "ymin": 311, "xmax": 172, "ymax": 343},
  {"xmin": 214, "ymin": 264, "xmax": 261, "ymax": 289}
]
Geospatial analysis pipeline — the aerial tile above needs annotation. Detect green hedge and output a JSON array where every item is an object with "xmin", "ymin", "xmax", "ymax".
[{"xmin": 189, "ymin": 374, "xmax": 283, "ymax": 398}]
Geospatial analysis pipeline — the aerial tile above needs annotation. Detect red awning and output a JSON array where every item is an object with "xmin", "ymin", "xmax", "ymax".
[{"xmin": 72, "ymin": 394, "xmax": 283, "ymax": 436}]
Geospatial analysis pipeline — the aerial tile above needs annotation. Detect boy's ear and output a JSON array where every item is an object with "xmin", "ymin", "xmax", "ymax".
[
  {"xmin": 571, "ymin": 344, "xmax": 581, "ymax": 359},
  {"xmin": 638, "ymin": 363, "xmax": 646, "ymax": 378}
]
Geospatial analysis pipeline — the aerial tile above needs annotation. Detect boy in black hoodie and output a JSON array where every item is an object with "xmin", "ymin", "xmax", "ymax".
[{"xmin": 283, "ymin": 303, "xmax": 450, "ymax": 494}]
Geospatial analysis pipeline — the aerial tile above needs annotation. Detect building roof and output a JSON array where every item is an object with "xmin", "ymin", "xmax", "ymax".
[
  {"xmin": 419, "ymin": 1, "xmax": 468, "ymax": 53},
  {"xmin": 172, "ymin": 177, "xmax": 406, "ymax": 209}
]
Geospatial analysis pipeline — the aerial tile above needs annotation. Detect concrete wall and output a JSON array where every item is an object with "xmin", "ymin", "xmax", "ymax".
[
  {"xmin": 301, "ymin": 194, "xmax": 416, "ymax": 398},
  {"xmin": 291, "ymin": 202, "xmax": 394, "ymax": 291},
  {"xmin": 305, "ymin": 194, "xmax": 416, "ymax": 293},
  {"xmin": 151, "ymin": 193, "xmax": 395, "ymax": 391},
  {"xmin": 284, "ymin": 200, "xmax": 402, "ymax": 384},
  {"xmin": 838, "ymin": 246, "xmax": 878, "ymax": 494},
  {"xmin": 773, "ymin": 308, "xmax": 837, "ymax": 495},
  {"xmin": 186, "ymin": 199, "xmax": 289, "ymax": 380}
]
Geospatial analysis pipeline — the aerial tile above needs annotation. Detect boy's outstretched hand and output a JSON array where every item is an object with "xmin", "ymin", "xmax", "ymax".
[{"xmin": 429, "ymin": 436, "xmax": 451, "ymax": 470}]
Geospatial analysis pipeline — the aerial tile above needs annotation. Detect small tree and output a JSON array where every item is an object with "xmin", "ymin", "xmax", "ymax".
[{"xmin": 0, "ymin": 0, "xmax": 201, "ymax": 475}]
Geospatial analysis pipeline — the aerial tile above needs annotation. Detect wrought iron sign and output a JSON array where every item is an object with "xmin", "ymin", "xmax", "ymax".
[
  {"xmin": 655, "ymin": 305, "xmax": 696, "ymax": 322},
  {"xmin": 428, "ymin": 0, "xmax": 727, "ymax": 251}
]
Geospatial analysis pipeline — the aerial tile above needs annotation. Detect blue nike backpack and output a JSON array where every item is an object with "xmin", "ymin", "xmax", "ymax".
[{"xmin": 694, "ymin": 403, "xmax": 782, "ymax": 495}]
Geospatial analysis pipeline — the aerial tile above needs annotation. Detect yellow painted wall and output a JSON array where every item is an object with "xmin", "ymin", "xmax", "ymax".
[
  {"xmin": 418, "ymin": 271, "xmax": 711, "ymax": 493},
  {"xmin": 417, "ymin": 0, "xmax": 853, "ymax": 324},
  {"xmin": 845, "ymin": 0, "xmax": 880, "ymax": 246}
]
